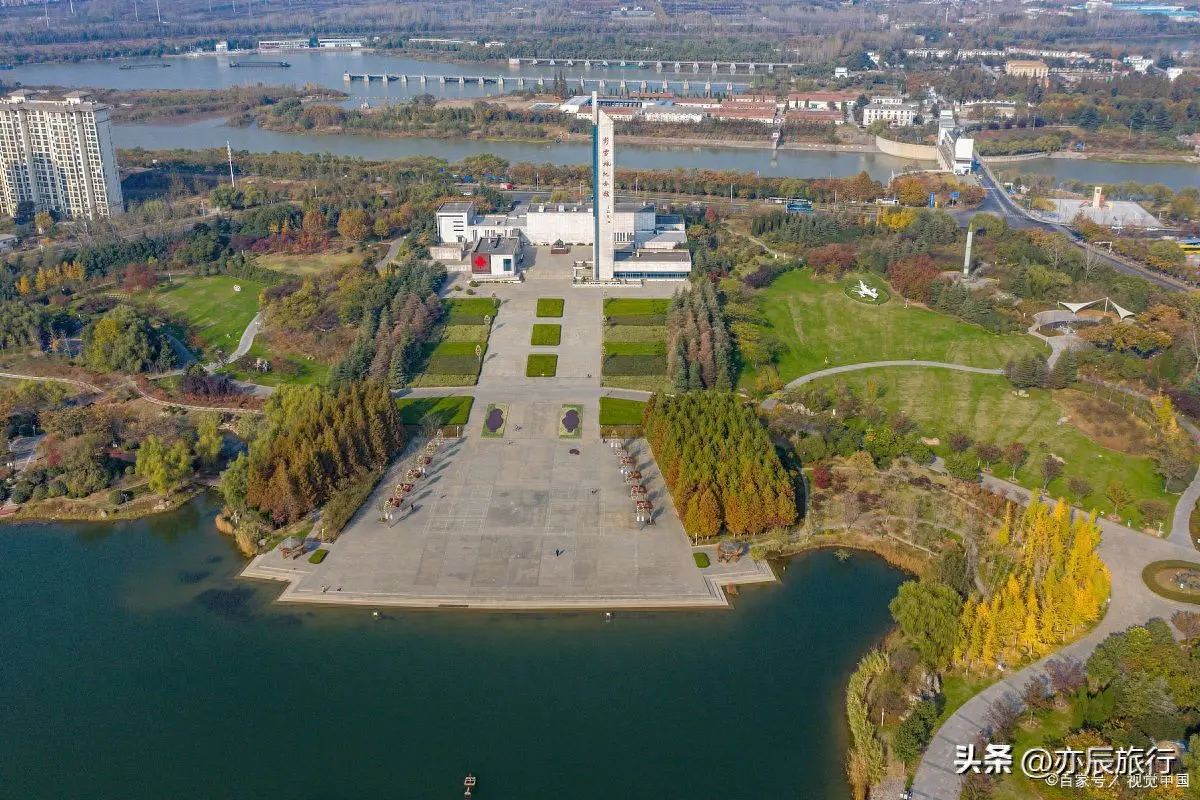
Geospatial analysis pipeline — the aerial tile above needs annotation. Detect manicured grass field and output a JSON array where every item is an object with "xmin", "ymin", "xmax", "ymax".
[
  {"xmin": 599, "ymin": 397, "xmax": 646, "ymax": 426},
  {"xmin": 143, "ymin": 275, "xmax": 264, "ymax": 354},
  {"xmin": 807, "ymin": 367, "xmax": 1173, "ymax": 523},
  {"xmin": 446, "ymin": 297, "xmax": 500, "ymax": 323},
  {"xmin": 253, "ymin": 250, "xmax": 359, "ymax": 276},
  {"xmin": 604, "ymin": 297, "xmax": 670, "ymax": 317},
  {"xmin": 531, "ymin": 324, "xmax": 562, "ymax": 346},
  {"xmin": 217, "ymin": 340, "xmax": 331, "ymax": 387},
  {"xmin": 604, "ymin": 340, "xmax": 665, "ymax": 356},
  {"xmin": 536, "ymin": 298, "xmax": 564, "ymax": 318},
  {"xmin": 748, "ymin": 270, "xmax": 1046, "ymax": 385},
  {"xmin": 526, "ymin": 354, "xmax": 558, "ymax": 377},
  {"xmin": 602, "ymin": 325, "xmax": 667, "ymax": 343},
  {"xmin": 441, "ymin": 325, "xmax": 490, "ymax": 343},
  {"xmin": 429, "ymin": 340, "xmax": 487, "ymax": 358},
  {"xmin": 395, "ymin": 396, "xmax": 475, "ymax": 426}
]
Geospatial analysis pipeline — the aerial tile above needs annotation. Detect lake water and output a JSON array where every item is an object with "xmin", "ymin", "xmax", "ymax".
[
  {"xmin": 11, "ymin": 49, "xmax": 1197, "ymax": 188},
  {"xmin": 0, "ymin": 494, "xmax": 906, "ymax": 799}
]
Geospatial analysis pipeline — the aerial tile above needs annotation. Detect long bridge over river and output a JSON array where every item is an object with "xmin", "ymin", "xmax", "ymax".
[
  {"xmin": 506, "ymin": 58, "xmax": 798, "ymax": 74},
  {"xmin": 342, "ymin": 73, "xmax": 750, "ymax": 96}
]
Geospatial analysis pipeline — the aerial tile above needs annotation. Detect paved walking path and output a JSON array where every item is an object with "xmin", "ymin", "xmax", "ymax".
[
  {"xmin": 760, "ymin": 361, "xmax": 1005, "ymax": 411},
  {"xmin": 911, "ymin": 520, "xmax": 1192, "ymax": 799},
  {"xmin": 204, "ymin": 312, "xmax": 261, "ymax": 372},
  {"xmin": 911, "ymin": 467, "xmax": 1198, "ymax": 799}
]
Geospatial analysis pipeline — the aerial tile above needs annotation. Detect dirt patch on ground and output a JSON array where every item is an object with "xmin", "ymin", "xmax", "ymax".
[
  {"xmin": 1155, "ymin": 567, "xmax": 1200, "ymax": 597},
  {"xmin": 1054, "ymin": 389, "xmax": 1154, "ymax": 456}
]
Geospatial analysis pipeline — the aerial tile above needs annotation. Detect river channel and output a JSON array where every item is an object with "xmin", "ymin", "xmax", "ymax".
[
  {"xmin": 0, "ymin": 494, "xmax": 906, "ymax": 799},
  {"xmin": 8, "ymin": 51, "xmax": 1200, "ymax": 188}
]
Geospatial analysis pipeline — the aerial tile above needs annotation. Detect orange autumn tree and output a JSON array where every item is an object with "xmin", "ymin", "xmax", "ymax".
[
  {"xmin": 956, "ymin": 501, "xmax": 1110, "ymax": 671},
  {"xmin": 644, "ymin": 392, "xmax": 797, "ymax": 538}
]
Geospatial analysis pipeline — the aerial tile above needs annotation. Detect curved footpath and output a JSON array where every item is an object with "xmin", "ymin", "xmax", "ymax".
[{"xmin": 910, "ymin": 508, "xmax": 1195, "ymax": 800}]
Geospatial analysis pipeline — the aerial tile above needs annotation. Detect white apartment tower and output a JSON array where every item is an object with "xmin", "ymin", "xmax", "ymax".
[{"xmin": 0, "ymin": 90, "xmax": 124, "ymax": 219}]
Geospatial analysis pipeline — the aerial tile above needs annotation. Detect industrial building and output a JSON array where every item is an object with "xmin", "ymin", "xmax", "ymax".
[{"xmin": 0, "ymin": 90, "xmax": 123, "ymax": 219}]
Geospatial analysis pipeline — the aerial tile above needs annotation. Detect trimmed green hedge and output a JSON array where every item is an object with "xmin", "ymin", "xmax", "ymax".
[
  {"xmin": 531, "ymin": 324, "xmax": 562, "ymax": 346},
  {"xmin": 603, "ymin": 354, "xmax": 668, "ymax": 376},
  {"xmin": 309, "ymin": 549, "xmax": 329, "ymax": 564},
  {"xmin": 537, "ymin": 298, "xmax": 564, "ymax": 318},
  {"xmin": 1142, "ymin": 560, "xmax": 1200, "ymax": 605},
  {"xmin": 693, "ymin": 552, "xmax": 711, "ymax": 568},
  {"xmin": 599, "ymin": 397, "xmax": 646, "ymax": 426},
  {"xmin": 526, "ymin": 354, "xmax": 558, "ymax": 377}
]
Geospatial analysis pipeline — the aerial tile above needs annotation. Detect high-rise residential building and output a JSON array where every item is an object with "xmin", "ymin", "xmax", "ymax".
[{"xmin": 0, "ymin": 90, "xmax": 124, "ymax": 220}]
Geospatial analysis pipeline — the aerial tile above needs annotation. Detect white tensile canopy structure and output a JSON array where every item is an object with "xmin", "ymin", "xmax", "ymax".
[{"xmin": 1057, "ymin": 298, "xmax": 1135, "ymax": 321}]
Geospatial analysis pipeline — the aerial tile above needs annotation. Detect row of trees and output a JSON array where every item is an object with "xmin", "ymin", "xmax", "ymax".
[
  {"xmin": 666, "ymin": 282, "xmax": 734, "ymax": 392},
  {"xmin": 644, "ymin": 393, "xmax": 797, "ymax": 537},
  {"xmin": 243, "ymin": 382, "xmax": 403, "ymax": 524}
]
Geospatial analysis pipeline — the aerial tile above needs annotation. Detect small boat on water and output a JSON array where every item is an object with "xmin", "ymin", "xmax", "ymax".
[
  {"xmin": 463, "ymin": 774, "xmax": 477, "ymax": 798},
  {"xmin": 118, "ymin": 63, "xmax": 172, "ymax": 70},
  {"xmin": 229, "ymin": 60, "xmax": 291, "ymax": 68}
]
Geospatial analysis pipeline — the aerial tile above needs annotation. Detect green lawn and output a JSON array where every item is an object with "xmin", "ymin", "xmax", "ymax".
[
  {"xmin": 217, "ymin": 339, "xmax": 331, "ymax": 386},
  {"xmin": 748, "ymin": 270, "xmax": 1045, "ymax": 386},
  {"xmin": 446, "ymin": 297, "xmax": 500, "ymax": 321},
  {"xmin": 537, "ymin": 298, "xmax": 564, "ymax": 318},
  {"xmin": 430, "ymin": 339, "xmax": 487, "ymax": 358},
  {"xmin": 395, "ymin": 396, "xmax": 475, "ymax": 426},
  {"xmin": 994, "ymin": 705, "xmax": 1083, "ymax": 800},
  {"xmin": 604, "ymin": 297, "xmax": 670, "ymax": 316},
  {"xmin": 808, "ymin": 367, "xmax": 1174, "ymax": 523},
  {"xmin": 599, "ymin": 397, "xmax": 646, "ymax": 426},
  {"xmin": 531, "ymin": 324, "xmax": 562, "ymax": 346},
  {"xmin": 526, "ymin": 354, "xmax": 558, "ymax": 377},
  {"xmin": 253, "ymin": 250, "xmax": 359, "ymax": 276},
  {"xmin": 141, "ymin": 275, "xmax": 264, "ymax": 356},
  {"xmin": 604, "ymin": 340, "xmax": 665, "ymax": 356}
]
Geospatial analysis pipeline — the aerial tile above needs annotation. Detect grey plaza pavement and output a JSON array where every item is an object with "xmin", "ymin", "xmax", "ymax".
[
  {"xmin": 244, "ymin": 276, "xmax": 753, "ymax": 609},
  {"xmin": 248, "ymin": 415, "xmax": 726, "ymax": 609}
]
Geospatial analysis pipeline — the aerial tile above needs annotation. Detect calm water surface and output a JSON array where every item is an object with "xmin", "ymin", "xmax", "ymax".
[
  {"xmin": 9, "ymin": 50, "xmax": 1198, "ymax": 186},
  {"xmin": 0, "ymin": 494, "xmax": 905, "ymax": 799},
  {"xmin": 115, "ymin": 117, "xmax": 916, "ymax": 180}
]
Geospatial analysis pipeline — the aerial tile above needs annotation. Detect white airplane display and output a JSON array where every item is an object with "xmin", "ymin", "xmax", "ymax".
[{"xmin": 853, "ymin": 280, "xmax": 880, "ymax": 300}]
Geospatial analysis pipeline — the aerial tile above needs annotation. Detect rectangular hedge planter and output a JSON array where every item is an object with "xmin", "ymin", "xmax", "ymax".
[{"xmin": 536, "ymin": 298, "xmax": 564, "ymax": 318}]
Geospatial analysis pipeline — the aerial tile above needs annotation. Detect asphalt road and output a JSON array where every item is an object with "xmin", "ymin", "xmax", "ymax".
[{"xmin": 974, "ymin": 166, "xmax": 1188, "ymax": 292}]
